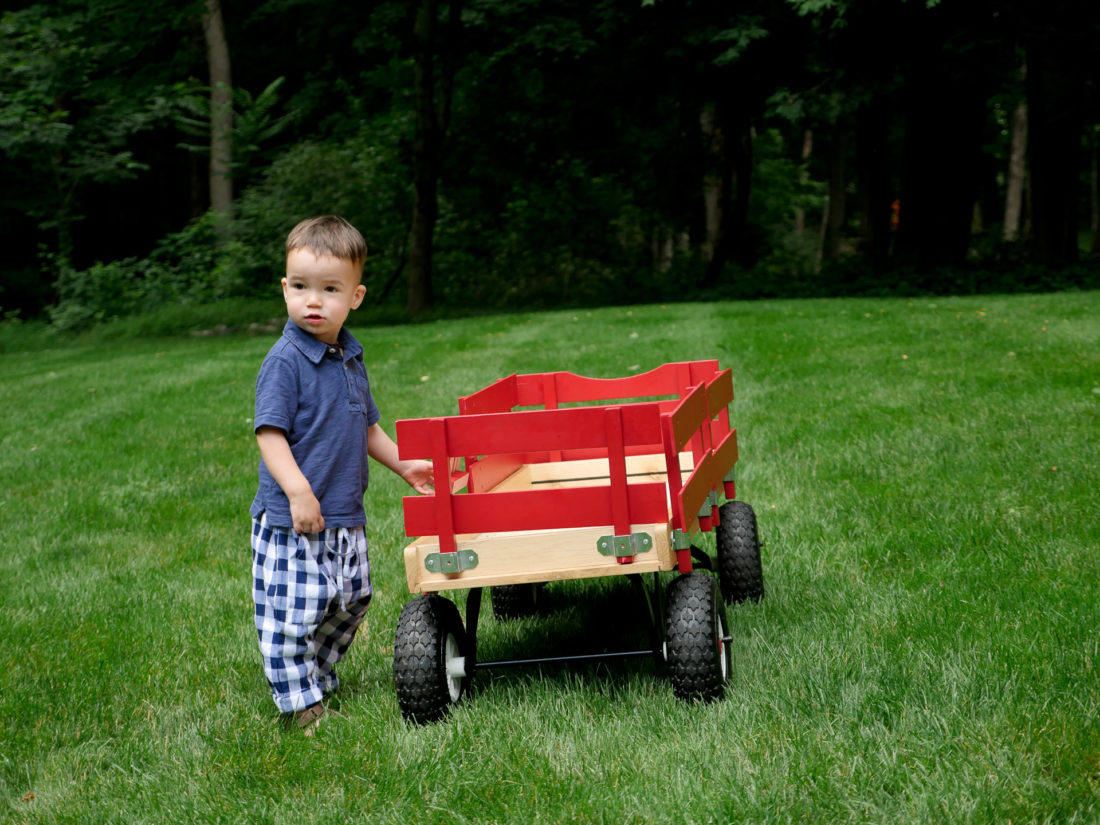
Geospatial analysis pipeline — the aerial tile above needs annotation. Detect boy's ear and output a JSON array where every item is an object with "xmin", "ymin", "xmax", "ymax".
[{"xmin": 351, "ymin": 283, "xmax": 367, "ymax": 309}]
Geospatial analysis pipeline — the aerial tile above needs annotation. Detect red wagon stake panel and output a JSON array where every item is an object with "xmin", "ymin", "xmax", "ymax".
[{"xmin": 395, "ymin": 362, "xmax": 740, "ymax": 594}]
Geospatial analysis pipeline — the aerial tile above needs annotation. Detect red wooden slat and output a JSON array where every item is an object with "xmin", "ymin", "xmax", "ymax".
[
  {"xmin": 403, "ymin": 482, "xmax": 669, "ymax": 536},
  {"xmin": 619, "ymin": 404, "xmax": 665, "ymax": 446},
  {"xmin": 604, "ymin": 407, "xmax": 631, "ymax": 537},
  {"xmin": 396, "ymin": 417, "xmax": 442, "ymax": 460},
  {"xmin": 427, "ymin": 418, "xmax": 457, "ymax": 553},
  {"xmin": 661, "ymin": 412, "xmax": 685, "ymax": 531},
  {"xmin": 418, "ymin": 404, "xmax": 663, "ymax": 458},
  {"xmin": 511, "ymin": 373, "xmax": 545, "ymax": 407},
  {"xmin": 447, "ymin": 408, "xmax": 605, "ymax": 455},
  {"xmin": 689, "ymin": 359, "xmax": 721, "ymax": 385},
  {"xmin": 678, "ymin": 464, "xmax": 711, "ymax": 536},
  {"xmin": 453, "ymin": 361, "xmax": 723, "ymax": 417},
  {"xmin": 667, "ymin": 383, "xmax": 707, "ymax": 450},
  {"xmin": 712, "ymin": 428, "xmax": 738, "ymax": 476},
  {"xmin": 543, "ymin": 374, "xmax": 563, "ymax": 461},
  {"xmin": 459, "ymin": 374, "xmax": 519, "ymax": 415},
  {"xmin": 467, "ymin": 453, "xmax": 525, "ymax": 494},
  {"xmin": 706, "ymin": 368, "xmax": 733, "ymax": 411},
  {"xmin": 550, "ymin": 363, "xmax": 683, "ymax": 403},
  {"xmin": 556, "ymin": 442, "xmax": 664, "ymax": 462}
]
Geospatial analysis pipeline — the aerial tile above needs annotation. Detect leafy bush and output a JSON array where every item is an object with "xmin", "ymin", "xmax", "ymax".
[
  {"xmin": 226, "ymin": 119, "xmax": 413, "ymax": 298},
  {"xmin": 48, "ymin": 214, "xmax": 227, "ymax": 331},
  {"xmin": 47, "ymin": 120, "xmax": 414, "ymax": 329},
  {"xmin": 434, "ymin": 157, "xmax": 663, "ymax": 309},
  {"xmin": 747, "ymin": 129, "xmax": 828, "ymax": 282}
]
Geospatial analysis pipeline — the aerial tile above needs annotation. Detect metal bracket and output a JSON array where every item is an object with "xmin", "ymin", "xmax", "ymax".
[
  {"xmin": 424, "ymin": 549, "xmax": 479, "ymax": 574},
  {"xmin": 698, "ymin": 490, "xmax": 720, "ymax": 518},
  {"xmin": 597, "ymin": 532, "xmax": 653, "ymax": 558},
  {"xmin": 670, "ymin": 529, "xmax": 692, "ymax": 551}
]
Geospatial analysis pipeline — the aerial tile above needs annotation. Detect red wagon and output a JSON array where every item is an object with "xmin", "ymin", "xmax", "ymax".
[{"xmin": 391, "ymin": 360, "xmax": 763, "ymax": 722}]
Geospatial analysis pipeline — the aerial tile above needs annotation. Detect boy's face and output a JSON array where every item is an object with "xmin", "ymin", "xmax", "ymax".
[{"xmin": 282, "ymin": 248, "xmax": 366, "ymax": 345}]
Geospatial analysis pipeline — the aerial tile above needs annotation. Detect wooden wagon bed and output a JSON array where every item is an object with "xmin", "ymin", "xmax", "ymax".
[{"xmin": 396, "ymin": 360, "xmax": 740, "ymax": 594}]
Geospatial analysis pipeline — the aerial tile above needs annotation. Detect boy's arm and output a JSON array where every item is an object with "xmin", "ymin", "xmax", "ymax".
[
  {"xmin": 256, "ymin": 425, "xmax": 325, "ymax": 534},
  {"xmin": 367, "ymin": 423, "xmax": 434, "ymax": 495}
]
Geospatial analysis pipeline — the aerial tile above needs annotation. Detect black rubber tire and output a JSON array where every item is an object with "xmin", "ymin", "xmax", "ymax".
[
  {"xmin": 489, "ymin": 583, "xmax": 542, "ymax": 620},
  {"xmin": 665, "ymin": 572, "xmax": 731, "ymax": 703},
  {"xmin": 393, "ymin": 594, "xmax": 469, "ymax": 724},
  {"xmin": 716, "ymin": 500, "xmax": 764, "ymax": 605}
]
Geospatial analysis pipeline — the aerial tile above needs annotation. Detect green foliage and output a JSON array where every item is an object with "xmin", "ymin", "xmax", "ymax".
[
  {"xmin": 45, "ymin": 213, "xmax": 227, "ymax": 331},
  {"xmin": 45, "ymin": 115, "xmax": 415, "ymax": 329},
  {"xmin": 3, "ymin": 0, "xmax": 1099, "ymax": 324},
  {"xmin": 0, "ymin": 3, "xmax": 176, "ymax": 255},
  {"xmin": 712, "ymin": 20, "xmax": 770, "ymax": 66},
  {"xmin": 435, "ymin": 156, "xmax": 643, "ymax": 309},
  {"xmin": 747, "ymin": 128, "xmax": 828, "ymax": 282},
  {"xmin": 173, "ymin": 76, "xmax": 299, "ymax": 184},
  {"xmin": 228, "ymin": 120, "xmax": 414, "ymax": 296}
]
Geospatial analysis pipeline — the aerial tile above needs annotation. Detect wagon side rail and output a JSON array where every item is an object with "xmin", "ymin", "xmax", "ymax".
[
  {"xmin": 397, "ymin": 402, "xmax": 671, "ymax": 555},
  {"xmin": 396, "ymin": 363, "xmax": 738, "ymax": 573},
  {"xmin": 457, "ymin": 360, "xmax": 722, "ymax": 414},
  {"xmin": 660, "ymin": 368, "xmax": 738, "ymax": 570},
  {"xmin": 455, "ymin": 360, "xmax": 722, "ymax": 485}
]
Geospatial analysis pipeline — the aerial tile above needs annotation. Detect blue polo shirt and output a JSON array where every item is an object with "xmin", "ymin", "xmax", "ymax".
[{"xmin": 250, "ymin": 320, "xmax": 381, "ymax": 529}]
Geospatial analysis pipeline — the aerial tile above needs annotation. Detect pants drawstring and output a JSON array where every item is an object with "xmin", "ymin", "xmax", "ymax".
[{"xmin": 325, "ymin": 527, "xmax": 354, "ymax": 612}]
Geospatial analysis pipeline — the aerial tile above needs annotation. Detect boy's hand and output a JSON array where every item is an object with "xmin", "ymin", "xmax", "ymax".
[
  {"xmin": 401, "ymin": 459, "xmax": 435, "ymax": 495},
  {"xmin": 257, "ymin": 426, "xmax": 325, "ymax": 533},
  {"xmin": 289, "ymin": 490, "xmax": 325, "ymax": 534},
  {"xmin": 366, "ymin": 424, "xmax": 435, "ymax": 494}
]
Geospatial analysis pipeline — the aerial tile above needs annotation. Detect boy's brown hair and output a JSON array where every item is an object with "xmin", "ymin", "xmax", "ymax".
[{"xmin": 285, "ymin": 216, "xmax": 367, "ymax": 269}]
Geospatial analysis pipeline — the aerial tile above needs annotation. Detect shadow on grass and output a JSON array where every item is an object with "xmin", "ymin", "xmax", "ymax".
[{"xmin": 463, "ymin": 575, "xmax": 670, "ymax": 699}]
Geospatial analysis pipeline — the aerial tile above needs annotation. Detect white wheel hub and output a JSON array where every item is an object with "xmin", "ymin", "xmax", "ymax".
[{"xmin": 444, "ymin": 633, "xmax": 465, "ymax": 701}]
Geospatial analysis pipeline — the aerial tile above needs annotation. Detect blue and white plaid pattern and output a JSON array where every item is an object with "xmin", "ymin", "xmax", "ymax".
[{"xmin": 251, "ymin": 513, "xmax": 372, "ymax": 713}]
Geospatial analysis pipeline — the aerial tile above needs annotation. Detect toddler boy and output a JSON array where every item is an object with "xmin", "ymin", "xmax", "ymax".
[{"xmin": 250, "ymin": 215, "xmax": 433, "ymax": 733}]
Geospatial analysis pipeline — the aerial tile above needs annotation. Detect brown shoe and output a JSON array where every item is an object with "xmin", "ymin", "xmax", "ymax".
[{"xmin": 292, "ymin": 703, "xmax": 325, "ymax": 736}]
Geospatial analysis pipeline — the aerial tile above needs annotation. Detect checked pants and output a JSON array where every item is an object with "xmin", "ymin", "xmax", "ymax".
[{"xmin": 251, "ymin": 513, "xmax": 372, "ymax": 713}]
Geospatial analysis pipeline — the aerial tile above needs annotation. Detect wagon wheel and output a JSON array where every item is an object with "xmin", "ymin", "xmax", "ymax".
[
  {"xmin": 489, "ymin": 583, "xmax": 543, "ymax": 620},
  {"xmin": 716, "ymin": 500, "xmax": 764, "ymax": 605},
  {"xmin": 665, "ymin": 572, "xmax": 731, "ymax": 702},
  {"xmin": 393, "ymin": 594, "xmax": 470, "ymax": 724}
]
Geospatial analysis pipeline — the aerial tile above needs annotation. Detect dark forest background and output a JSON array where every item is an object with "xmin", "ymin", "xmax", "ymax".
[{"xmin": 2, "ymin": 0, "xmax": 1098, "ymax": 328}]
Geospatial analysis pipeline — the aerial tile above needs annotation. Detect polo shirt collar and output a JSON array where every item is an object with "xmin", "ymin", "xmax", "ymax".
[{"xmin": 281, "ymin": 319, "xmax": 362, "ymax": 364}]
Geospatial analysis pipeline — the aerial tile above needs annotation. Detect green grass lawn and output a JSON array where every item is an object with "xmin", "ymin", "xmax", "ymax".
[{"xmin": 1, "ymin": 291, "xmax": 1097, "ymax": 824}]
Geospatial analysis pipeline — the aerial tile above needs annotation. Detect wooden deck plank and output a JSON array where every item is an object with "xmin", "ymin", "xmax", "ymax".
[{"xmin": 403, "ymin": 522, "xmax": 675, "ymax": 592}]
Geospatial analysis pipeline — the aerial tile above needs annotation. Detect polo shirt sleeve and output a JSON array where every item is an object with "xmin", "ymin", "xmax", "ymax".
[
  {"xmin": 363, "ymin": 370, "xmax": 381, "ymax": 428},
  {"xmin": 254, "ymin": 353, "xmax": 298, "ymax": 434}
]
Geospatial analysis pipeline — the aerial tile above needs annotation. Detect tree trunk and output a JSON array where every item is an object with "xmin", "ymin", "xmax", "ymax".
[
  {"xmin": 819, "ymin": 125, "xmax": 847, "ymax": 269},
  {"xmin": 855, "ymin": 98, "xmax": 893, "ymax": 266},
  {"xmin": 1002, "ymin": 95, "xmax": 1028, "ymax": 243},
  {"xmin": 1091, "ymin": 138, "xmax": 1100, "ymax": 256},
  {"xmin": 894, "ymin": 61, "xmax": 985, "ymax": 270},
  {"xmin": 700, "ymin": 103, "xmax": 752, "ymax": 285},
  {"xmin": 699, "ymin": 103, "xmax": 724, "ymax": 264},
  {"xmin": 408, "ymin": 0, "xmax": 439, "ymax": 314},
  {"xmin": 407, "ymin": 0, "xmax": 463, "ymax": 314},
  {"xmin": 1025, "ymin": 13, "xmax": 1085, "ymax": 266},
  {"xmin": 201, "ymin": 0, "xmax": 233, "ymax": 220},
  {"xmin": 794, "ymin": 129, "xmax": 812, "ymax": 235}
]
